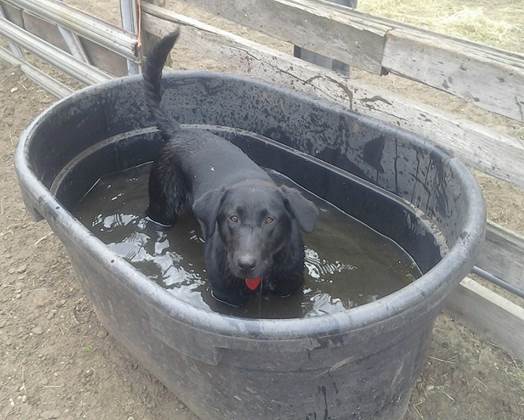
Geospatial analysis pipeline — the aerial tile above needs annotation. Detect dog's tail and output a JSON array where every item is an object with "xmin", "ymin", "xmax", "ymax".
[{"xmin": 142, "ymin": 29, "xmax": 181, "ymax": 140}]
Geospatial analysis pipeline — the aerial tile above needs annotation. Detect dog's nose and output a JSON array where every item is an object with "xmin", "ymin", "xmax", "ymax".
[{"xmin": 238, "ymin": 255, "xmax": 257, "ymax": 271}]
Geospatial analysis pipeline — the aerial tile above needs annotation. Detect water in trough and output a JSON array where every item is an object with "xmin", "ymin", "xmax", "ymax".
[{"xmin": 74, "ymin": 163, "xmax": 421, "ymax": 319}]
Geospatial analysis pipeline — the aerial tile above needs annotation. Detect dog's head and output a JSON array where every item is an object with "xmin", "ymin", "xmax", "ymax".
[{"xmin": 192, "ymin": 182, "xmax": 318, "ymax": 279}]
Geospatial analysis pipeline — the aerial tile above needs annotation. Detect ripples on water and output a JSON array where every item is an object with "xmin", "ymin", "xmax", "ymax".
[{"xmin": 75, "ymin": 164, "xmax": 420, "ymax": 319}]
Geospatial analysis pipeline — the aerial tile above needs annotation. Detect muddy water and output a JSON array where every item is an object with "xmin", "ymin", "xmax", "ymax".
[{"xmin": 74, "ymin": 163, "xmax": 421, "ymax": 319}]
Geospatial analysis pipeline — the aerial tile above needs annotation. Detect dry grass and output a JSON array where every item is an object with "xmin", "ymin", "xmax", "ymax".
[{"xmin": 359, "ymin": 0, "xmax": 524, "ymax": 53}]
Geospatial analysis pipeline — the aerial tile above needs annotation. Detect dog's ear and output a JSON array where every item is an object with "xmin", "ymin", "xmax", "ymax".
[
  {"xmin": 192, "ymin": 187, "xmax": 225, "ymax": 239},
  {"xmin": 280, "ymin": 186, "xmax": 319, "ymax": 233}
]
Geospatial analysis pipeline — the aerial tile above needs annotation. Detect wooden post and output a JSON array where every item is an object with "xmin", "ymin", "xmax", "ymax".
[{"xmin": 293, "ymin": 0, "xmax": 357, "ymax": 75}]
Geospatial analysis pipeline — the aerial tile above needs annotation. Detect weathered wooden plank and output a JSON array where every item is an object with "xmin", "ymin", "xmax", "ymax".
[
  {"xmin": 293, "ymin": 46, "xmax": 350, "ymax": 75},
  {"xmin": 312, "ymin": 0, "xmax": 524, "ymax": 64},
  {"xmin": 293, "ymin": 0, "xmax": 356, "ymax": 75},
  {"xmin": 0, "ymin": 45, "xmax": 73, "ymax": 97},
  {"xmin": 382, "ymin": 28, "xmax": 524, "ymax": 122},
  {"xmin": 176, "ymin": 0, "xmax": 388, "ymax": 74},
  {"xmin": 178, "ymin": 0, "xmax": 524, "ymax": 121},
  {"xmin": 3, "ymin": 0, "xmax": 138, "ymax": 60},
  {"xmin": 446, "ymin": 277, "xmax": 524, "ymax": 361},
  {"xmin": 298, "ymin": 0, "xmax": 524, "ymax": 122},
  {"xmin": 141, "ymin": 5, "xmax": 524, "ymax": 189},
  {"xmin": 0, "ymin": 17, "xmax": 110, "ymax": 84},
  {"xmin": 477, "ymin": 222, "xmax": 524, "ymax": 293}
]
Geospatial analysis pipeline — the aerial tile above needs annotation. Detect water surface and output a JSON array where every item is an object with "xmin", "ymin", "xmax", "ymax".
[{"xmin": 75, "ymin": 163, "xmax": 421, "ymax": 319}]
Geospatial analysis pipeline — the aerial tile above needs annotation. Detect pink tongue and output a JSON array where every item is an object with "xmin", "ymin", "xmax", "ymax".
[{"xmin": 245, "ymin": 277, "xmax": 262, "ymax": 291}]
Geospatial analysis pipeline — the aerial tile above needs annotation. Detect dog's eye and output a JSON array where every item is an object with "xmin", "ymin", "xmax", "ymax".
[
  {"xmin": 229, "ymin": 215, "xmax": 239, "ymax": 223},
  {"xmin": 264, "ymin": 216, "xmax": 274, "ymax": 225}
]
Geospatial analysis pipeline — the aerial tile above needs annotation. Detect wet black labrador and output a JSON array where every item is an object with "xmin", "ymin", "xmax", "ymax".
[{"xmin": 143, "ymin": 30, "xmax": 318, "ymax": 306}]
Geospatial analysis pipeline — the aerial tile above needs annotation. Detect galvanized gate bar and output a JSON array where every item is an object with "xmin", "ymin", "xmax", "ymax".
[
  {"xmin": 0, "ymin": 3, "xmax": 23, "ymax": 57},
  {"xmin": 0, "ymin": 17, "xmax": 111, "ymax": 84},
  {"xmin": 2, "ymin": 0, "xmax": 138, "ymax": 61},
  {"xmin": 0, "ymin": 46, "xmax": 72, "ymax": 97}
]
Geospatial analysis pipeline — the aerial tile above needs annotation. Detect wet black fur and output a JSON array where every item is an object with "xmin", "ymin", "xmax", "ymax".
[{"xmin": 142, "ymin": 30, "xmax": 319, "ymax": 306}]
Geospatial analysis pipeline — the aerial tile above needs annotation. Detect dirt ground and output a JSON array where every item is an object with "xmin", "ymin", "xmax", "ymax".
[{"xmin": 1, "ymin": 1, "xmax": 524, "ymax": 419}]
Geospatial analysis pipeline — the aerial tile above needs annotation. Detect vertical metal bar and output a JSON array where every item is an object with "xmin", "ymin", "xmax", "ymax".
[
  {"xmin": 120, "ymin": 0, "xmax": 140, "ymax": 74},
  {"xmin": 293, "ymin": 0, "xmax": 357, "ymax": 76},
  {"xmin": 0, "ymin": 4, "xmax": 24, "ymax": 58}
]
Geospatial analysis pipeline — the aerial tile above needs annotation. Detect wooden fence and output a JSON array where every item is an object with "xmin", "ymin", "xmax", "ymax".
[{"xmin": 0, "ymin": 0, "xmax": 522, "ymax": 360}]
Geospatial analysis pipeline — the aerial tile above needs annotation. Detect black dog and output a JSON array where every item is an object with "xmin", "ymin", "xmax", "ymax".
[{"xmin": 143, "ymin": 30, "xmax": 319, "ymax": 306}]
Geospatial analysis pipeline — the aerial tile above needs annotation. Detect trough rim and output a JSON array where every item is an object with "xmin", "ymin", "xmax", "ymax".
[{"xmin": 15, "ymin": 71, "xmax": 486, "ymax": 341}]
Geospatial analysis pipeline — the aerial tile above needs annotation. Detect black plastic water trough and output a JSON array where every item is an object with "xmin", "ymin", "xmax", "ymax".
[{"xmin": 16, "ymin": 72, "xmax": 485, "ymax": 420}]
